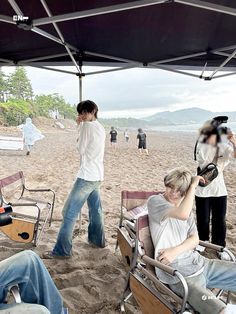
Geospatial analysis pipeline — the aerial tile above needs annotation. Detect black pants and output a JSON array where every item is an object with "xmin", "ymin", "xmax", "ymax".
[{"xmin": 195, "ymin": 195, "xmax": 227, "ymax": 247}]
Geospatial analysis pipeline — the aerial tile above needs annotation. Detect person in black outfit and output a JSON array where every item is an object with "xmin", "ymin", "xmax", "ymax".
[
  {"xmin": 137, "ymin": 128, "xmax": 148, "ymax": 155},
  {"xmin": 110, "ymin": 126, "xmax": 118, "ymax": 149}
]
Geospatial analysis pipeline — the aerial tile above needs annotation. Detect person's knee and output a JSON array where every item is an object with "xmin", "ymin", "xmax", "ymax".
[{"xmin": 17, "ymin": 250, "xmax": 39, "ymax": 264}]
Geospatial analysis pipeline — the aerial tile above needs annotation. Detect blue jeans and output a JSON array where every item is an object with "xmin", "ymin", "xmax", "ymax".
[
  {"xmin": 170, "ymin": 258, "xmax": 236, "ymax": 314},
  {"xmin": 53, "ymin": 178, "xmax": 105, "ymax": 256},
  {"xmin": 0, "ymin": 251, "xmax": 63, "ymax": 314}
]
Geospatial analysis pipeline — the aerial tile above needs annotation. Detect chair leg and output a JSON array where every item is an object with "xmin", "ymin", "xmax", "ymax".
[
  {"xmin": 119, "ymin": 272, "xmax": 133, "ymax": 312},
  {"xmin": 10, "ymin": 285, "xmax": 21, "ymax": 304}
]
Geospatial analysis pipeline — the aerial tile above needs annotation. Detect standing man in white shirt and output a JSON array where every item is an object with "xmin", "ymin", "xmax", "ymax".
[{"xmin": 45, "ymin": 100, "xmax": 106, "ymax": 258}]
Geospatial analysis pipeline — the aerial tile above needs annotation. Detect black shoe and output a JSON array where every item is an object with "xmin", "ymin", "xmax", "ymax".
[{"xmin": 26, "ymin": 151, "xmax": 30, "ymax": 155}]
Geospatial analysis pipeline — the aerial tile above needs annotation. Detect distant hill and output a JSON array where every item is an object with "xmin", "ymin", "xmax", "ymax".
[
  {"xmin": 99, "ymin": 108, "xmax": 236, "ymax": 128},
  {"xmin": 98, "ymin": 117, "xmax": 149, "ymax": 128},
  {"xmin": 145, "ymin": 108, "xmax": 236, "ymax": 125}
]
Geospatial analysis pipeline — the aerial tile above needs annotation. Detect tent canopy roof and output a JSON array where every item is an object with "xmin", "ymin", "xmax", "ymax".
[{"xmin": 1, "ymin": 0, "xmax": 236, "ymax": 79}]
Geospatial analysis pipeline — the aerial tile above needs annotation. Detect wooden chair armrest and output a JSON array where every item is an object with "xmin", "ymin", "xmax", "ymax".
[
  {"xmin": 25, "ymin": 188, "xmax": 55, "ymax": 194},
  {"xmin": 9, "ymin": 202, "xmax": 37, "ymax": 207},
  {"xmin": 142, "ymin": 255, "xmax": 176, "ymax": 276},
  {"xmin": 199, "ymin": 240, "xmax": 223, "ymax": 251}
]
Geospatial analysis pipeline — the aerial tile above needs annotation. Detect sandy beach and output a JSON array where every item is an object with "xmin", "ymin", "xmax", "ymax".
[{"xmin": 0, "ymin": 118, "xmax": 236, "ymax": 313}]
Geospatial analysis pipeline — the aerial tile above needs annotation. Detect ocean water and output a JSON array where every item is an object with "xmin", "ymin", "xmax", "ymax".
[{"xmin": 149, "ymin": 121, "xmax": 236, "ymax": 133}]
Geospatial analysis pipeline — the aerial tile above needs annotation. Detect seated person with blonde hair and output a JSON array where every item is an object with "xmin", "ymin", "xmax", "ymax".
[{"xmin": 147, "ymin": 167, "xmax": 236, "ymax": 314}]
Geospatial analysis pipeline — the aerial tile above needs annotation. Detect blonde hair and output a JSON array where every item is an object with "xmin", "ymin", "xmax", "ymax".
[{"xmin": 164, "ymin": 167, "xmax": 192, "ymax": 196}]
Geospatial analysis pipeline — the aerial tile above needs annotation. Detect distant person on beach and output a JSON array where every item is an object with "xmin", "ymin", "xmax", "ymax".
[
  {"xmin": 194, "ymin": 117, "xmax": 236, "ymax": 260},
  {"xmin": 110, "ymin": 126, "xmax": 118, "ymax": 149},
  {"xmin": 44, "ymin": 100, "xmax": 106, "ymax": 259},
  {"xmin": 0, "ymin": 250, "xmax": 67, "ymax": 313},
  {"xmin": 19, "ymin": 118, "xmax": 44, "ymax": 155},
  {"xmin": 124, "ymin": 129, "xmax": 129, "ymax": 143},
  {"xmin": 147, "ymin": 167, "xmax": 236, "ymax": 314},
  {"xmin": 137, "ymin": 128, "xmax": 148, "ymax": 155}
]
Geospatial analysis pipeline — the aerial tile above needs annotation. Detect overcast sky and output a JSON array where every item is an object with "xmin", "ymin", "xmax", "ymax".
[{"xmin": 3, "ymin": 66, "xmax": 236, "ymax": 118}]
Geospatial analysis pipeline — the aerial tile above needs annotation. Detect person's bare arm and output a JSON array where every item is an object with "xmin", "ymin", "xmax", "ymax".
[
  {"xmin": 167, "ymin": 176, "xmax": 204, "ymax": 221},
  {"xmin": 158, "ymin": 233, "xmax": 199, "ymax": 265},
  {"xmin": 227, "ymin": 133, "xmax": 236, "ymax": 158}
]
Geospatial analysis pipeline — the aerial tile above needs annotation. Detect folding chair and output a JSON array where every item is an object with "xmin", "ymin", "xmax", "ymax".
[
  {"xmin": 117, "ymin": 190, "xmax": 161, "ymax": 267},
  {"xmin": 0, "ymin": 171, "xmax": 55, "ymax": 246},
  {"xmin": 120, "ymin": 213, "xmax": 236, "ymax": 314}
]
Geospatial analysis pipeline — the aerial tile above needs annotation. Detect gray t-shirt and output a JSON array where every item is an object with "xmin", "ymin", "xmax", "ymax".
[{"xmin": 147, "ymin": 194, "xmax": 205, "ymax": 284}]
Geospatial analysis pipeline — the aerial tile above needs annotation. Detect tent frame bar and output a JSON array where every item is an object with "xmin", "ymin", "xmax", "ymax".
[
  {"xmin": 33, "ymin": 0, "xmax": 167, "ymax": 26},
  {"xmin": 1, "ymin": 0, "xmax": 235, "ymax": 80},
  {"xmin": 39, "ymin": 0, "xmax": 81, "ymax": 74},
  {"xmin": 33, "ymin": 0, "xmax": 236, "ymax": 26},
  {"xmin": 175, "ymin": 0, "xmax": 236, "ymax": 17}
]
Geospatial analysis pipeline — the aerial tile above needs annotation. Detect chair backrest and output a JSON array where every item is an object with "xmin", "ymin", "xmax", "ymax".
[
  {"xmin": 136, "ymin": 214, "xmax": 154, "ymax": 260},
  {"xmin": 0, "ymin": 172, "xmax": 24, "ymax": 206},
  {"xmin": 121, "ymin": 190, "xmax": 160, "ymax": 211}
]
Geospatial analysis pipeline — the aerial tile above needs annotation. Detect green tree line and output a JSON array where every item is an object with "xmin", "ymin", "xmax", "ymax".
[{"xmin": 0, "ymin": 67, "xmax": 76, "ymax": 126}]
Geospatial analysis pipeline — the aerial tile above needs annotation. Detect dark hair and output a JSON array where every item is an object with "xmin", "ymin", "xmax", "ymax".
[
  {"xmin": 138, "ymin": 128, "xmax": 143, "ymax": 133},
  {"xmin": 77, "ymin": 100, "xmax": 98, "ymax": 118}
]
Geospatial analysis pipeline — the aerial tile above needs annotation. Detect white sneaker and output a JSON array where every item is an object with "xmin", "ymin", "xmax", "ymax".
[
  {"xmin": 196, "ymin": 244, "xmax": 206, "ymax": 252},
  {"xmin": 217, "ymin": 251, "xmax": 231, "ymax": 261},
  {"xmin": 225, "ymin": 304, "xmax": 236, "ymax": 314}
]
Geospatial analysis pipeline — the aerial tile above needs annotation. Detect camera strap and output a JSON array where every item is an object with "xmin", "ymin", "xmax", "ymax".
[
  {"xmin": 212, "ymin": 145, "xmax": 219, "ymax": 165},
  {"xmin": 194, "ymin": 138, "xmax": 219, "ymax": 164},
  {"xmin": 194, "ymin": 137, "xmax": 200, "ymax": 161}
]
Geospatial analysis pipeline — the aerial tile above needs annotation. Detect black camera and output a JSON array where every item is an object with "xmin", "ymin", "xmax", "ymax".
[
  {"xmin": 201, "ymin": 116, "xmax": 231, "ymax": 140},
  {"xmin": 194, "ymin": 116, "xmax": 231, "ymax": 160}
]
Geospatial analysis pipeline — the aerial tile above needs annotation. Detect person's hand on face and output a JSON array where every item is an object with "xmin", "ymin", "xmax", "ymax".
[
  {"xmin": 227, "ymin": 133, "xmax": 236, "ymax": 146},
  {"xmin": 76, "ymin": 114, "xmax": 83, "ymax": 124}
]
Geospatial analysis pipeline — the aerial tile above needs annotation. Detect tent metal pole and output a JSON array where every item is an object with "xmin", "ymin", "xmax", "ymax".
[
  {"xmin": 175, "ymin": 0, "xmax": 236, "ymax": 17},
  {"xmin": 39, "ymin": 0, "xmax": 81, "ymax": 74},
  {"xmin": 21, "ymin": 53, "xmax": 76, "ymax": 63},
  {"xmin": 0, "ymin": 58, "xmax": 13, "ymax": 63},
  {"xmin": 79, "ymin": 76, "xmax": 82, "ymax": 102},
  {"xmin": 32, "ymin": 28, "xmax": 79, "ymax": 53},
  {"xmin": 151, "ymin": 51, "xmax": 207, "ymax": 65},
  {"xmin": 26, "ymin": 64, "xmax": 76, "ymax": 74},
  {"xmin": 85, "ymin": 65, "xmax": 137, "ymax": 76},
  {"xmin": 8, "ymin": 0, "xmax": 23, "ymax": 15},
  {"xmin": 213, "ymin": 51, "xmax": 236, "ymax": 60},
  {"xmin": 199, "ymin": 61, "xmax": 207, "ymax": 78},
  {"xmin": 209, "ymin": 48, "xmax": 236, "ymax": 79},
  {"xmin": 32, "ymin": 27, "xmax": 66, "ymax": 45},
  {"xmin": 152, "ymin": 64, "xmax": 201, "ymax": 78},
  {"xmin": 211, "ymin": 71, "xmax": 236, "ymax": 80},
  {"xmin": 0, "ymin": 14, "xmax": 15, "ymax": 24},
  {"xmin": 78, "ymin": 74, "xmax": 83, "ymax": 232},
  {"xmin": 212, "ymin": 45, "xmax": 236, "ymax": 53},
  {"xmin": 84, "ymin": 50, "xmax": 140, "ymax": 65},
  {"xmin": 33, "ymin": 0, "xmax": 166, "ymax": 26}
]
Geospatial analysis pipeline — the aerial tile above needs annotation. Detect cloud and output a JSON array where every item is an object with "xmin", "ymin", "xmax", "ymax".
[{"xmin": 3, "ymin": 66, "xmax": 236, "ymax": 117}]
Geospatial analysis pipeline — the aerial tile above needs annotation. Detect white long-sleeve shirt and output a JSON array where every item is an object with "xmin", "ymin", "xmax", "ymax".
[
  {"xmin": 195, "ymin": 142, "xmax": 234, "ymax": 197},
  {"xmin": 77, "ymin": 120, "xmax": 105, "ymax": 181}
]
